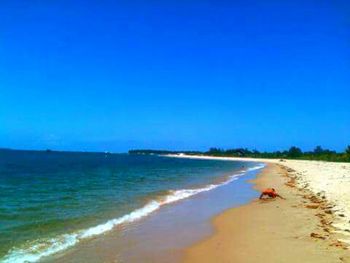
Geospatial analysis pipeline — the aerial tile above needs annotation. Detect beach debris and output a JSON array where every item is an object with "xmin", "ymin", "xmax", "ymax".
[
  {"xmin": 301, "ymin": 183, "xmax": 309, "ymax": 189},
  {"xmin": 310, "ymin": 196, "xmax": 323, "ymax": 203},
  {"xmin": 323, "ymin": 227, "xmax": 330, "ymax": 233},
  {"xmin": 316, "ymin": 213, "xmax": 325, "ymax": 218},
  {"xmin": 325, "ymin": 210, "xmax": 333, "ymax": 214},
  {"xmin": 310, "ymin": 232, "xmax": 326, "ymax": 240},
  {"xmin": 306, "ymin": 203, "xmax": 320, "ymax": 209},
  {"xmin": 330, "ymin": 240, "xmax": 348, "ymax": 250},
  {"xmin": 339, "ymin": 256, "xmax": 350, "ymax": 262},
  {"xmin": 285, "ymin": 182, "xmax": 296, "ymax": 188},
  {"xmin": 316, "ymin": 191, "xmax": 326, "ymax": 199},
  {"xmin": 320, "ymin": 218, "xmax": 333, "ymax": 225},
  {"xmin": 285, "ymin": 177, "xmax": 296, "ymax": 188},
  {"xmin": 338, "ymin": 214, "xmax": 345, "ymax": 217}
]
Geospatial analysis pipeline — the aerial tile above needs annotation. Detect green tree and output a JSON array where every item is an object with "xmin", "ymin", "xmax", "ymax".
[
  {"xmin": 288, "ymin": 146, "xmax": 303, "ymax": 158},
  {"xmin": 313, "ymin": 145, "xmax": 324, "ymax": 155},
  {"xmin": 346, "ymin": 145, "xmax": 350, "ymax": 155}
]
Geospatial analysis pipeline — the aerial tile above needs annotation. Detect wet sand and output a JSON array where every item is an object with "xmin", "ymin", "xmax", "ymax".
[
  {"xmin": 45, "ymin": 164, "xmax": 263, "ymax": 263},
  {"xmin": 184, "ymin": 164, "xmax": 350, "ymax": 263}
]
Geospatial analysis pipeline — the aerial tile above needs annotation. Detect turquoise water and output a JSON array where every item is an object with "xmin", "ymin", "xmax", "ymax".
[{"xmin": 0, "ymin": 150, "xmax": 261, "ymax": 262}]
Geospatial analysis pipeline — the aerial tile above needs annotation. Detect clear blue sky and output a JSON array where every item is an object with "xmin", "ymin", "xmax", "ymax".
[{"xmin": 0, "ymin": 0, "xmax": 349, "ymax": 152}]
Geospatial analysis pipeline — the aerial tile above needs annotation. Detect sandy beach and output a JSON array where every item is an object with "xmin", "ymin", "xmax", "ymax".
[{"xmin": 167, "ymin": 155, "xmax": 350, "ymax": 262}]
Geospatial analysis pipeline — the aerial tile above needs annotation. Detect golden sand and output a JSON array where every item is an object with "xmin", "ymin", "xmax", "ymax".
[{"xmin": 184, "ymin": 164, "xmax": 350, "ymax": 263}]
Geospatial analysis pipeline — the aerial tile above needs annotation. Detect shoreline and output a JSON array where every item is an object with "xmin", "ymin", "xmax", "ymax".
[
  {"xmin": 38, "ymin": 158, "xmax": 264, "ymax": 263},
  {"xmin": 183, "ymin": 162, "xmax": 350, "ymax": 262},
  {"xmin": 166, "ymin": 154, "xmax": 350, "ymax": 241}
]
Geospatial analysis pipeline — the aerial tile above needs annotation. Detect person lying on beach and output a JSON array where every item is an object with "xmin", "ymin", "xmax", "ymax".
[{"xmin": 259, "ymin": 188, "xmax": 285, "ymax": 200}]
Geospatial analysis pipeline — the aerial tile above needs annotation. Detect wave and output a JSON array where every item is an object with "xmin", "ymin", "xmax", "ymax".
[
  {"xmin": 247, "ymin": 164, "xmax": 265, "ymax": 171},
  {"xmin": 1, "ymin": 163, "xmax": 265, "ymax": 263}
]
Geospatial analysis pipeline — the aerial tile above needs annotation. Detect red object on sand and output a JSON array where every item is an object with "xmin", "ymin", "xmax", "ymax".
[{"xmin": 262, "ymin": 188, "xmax": 278, "ymax": 198}]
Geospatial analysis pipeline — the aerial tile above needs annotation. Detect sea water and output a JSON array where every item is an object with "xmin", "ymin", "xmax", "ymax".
[{"xmin": 0, "ymin": 150, "xmax": 263, "ymax": 262}]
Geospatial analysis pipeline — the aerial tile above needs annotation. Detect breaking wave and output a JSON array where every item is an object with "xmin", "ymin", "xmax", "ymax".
[{"xmin": 1, "ymin": 164, "xmax": 265, "ymax": 263}]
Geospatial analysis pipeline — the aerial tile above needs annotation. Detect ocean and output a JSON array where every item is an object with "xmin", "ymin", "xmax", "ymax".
[{"xmin": 0, "ymin": 150, "xmax": 263, "ymax": 262}]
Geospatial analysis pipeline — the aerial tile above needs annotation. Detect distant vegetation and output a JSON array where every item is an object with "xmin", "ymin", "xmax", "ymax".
[{"xmin": 129, "ymin": 145, "xmax": 350, "ymax": 162}]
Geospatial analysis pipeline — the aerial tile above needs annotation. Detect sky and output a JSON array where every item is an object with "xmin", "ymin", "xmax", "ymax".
[{"xmin": 0, "ymin": 0, "xmax": 349, "ymax": 152}]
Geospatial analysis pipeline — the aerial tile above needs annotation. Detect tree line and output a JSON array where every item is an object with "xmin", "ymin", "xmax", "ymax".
[
  {"xmin": 205, "ymin": 145, "xmax": 350, "ymax": 162},
  {"xmin": 129, "ymin": 145, "xmax": 350, "ymax": 162}
]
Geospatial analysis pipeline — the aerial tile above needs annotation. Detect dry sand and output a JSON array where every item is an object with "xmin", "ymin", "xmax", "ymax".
[
  {"xmin": 184, "ymin": 163, "xmax": 350, "ymax": 263},
  {"xmin": 165, "ymin": 155, "xmax": 350, "ymax": 262}
]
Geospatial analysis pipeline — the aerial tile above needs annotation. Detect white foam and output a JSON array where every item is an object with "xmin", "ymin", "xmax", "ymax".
[
  {"xmin": 80, "ymin": 200, "xmax": 161, "ymax": 238},
  {"xmin": 247, "ymin": 164, "xmax": 265, "ymax": 171},
  {"xmin": 2, "ymin": 234, "xmax": 79, "ymax": 263},
  {"xmin": 163, "ymin": 177, "xmax": 238, "ymax": 204},
  {"xmin": 1, "ymin": 164, "xmax": 264, "ymax": 263}
]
